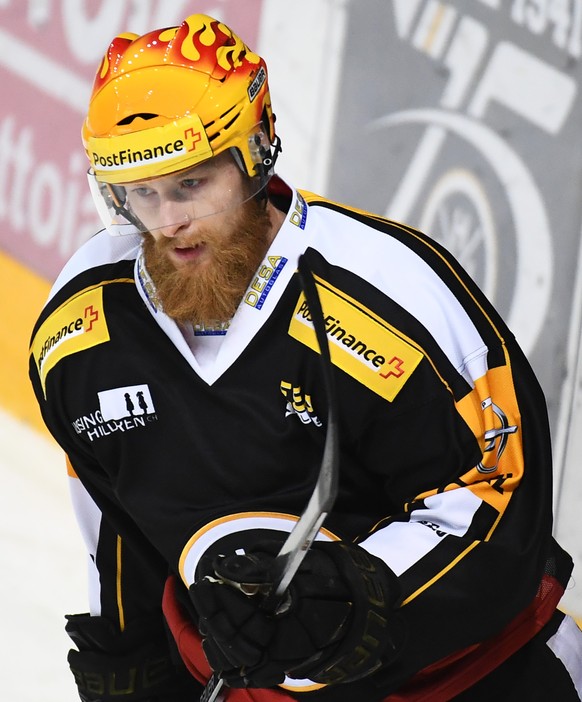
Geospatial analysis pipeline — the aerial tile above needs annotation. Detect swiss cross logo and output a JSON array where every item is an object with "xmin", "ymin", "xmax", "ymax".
[
  {"xmin": 84, "ymin": 305, "xmax": 99, "ymax": 331},
  {"xmin": 380, "ymin": 356, "xmax": 405, "ymax": 379},
  {"xmin": 184, "ymin": 128, "xmax": 202, "ymax": 152}
]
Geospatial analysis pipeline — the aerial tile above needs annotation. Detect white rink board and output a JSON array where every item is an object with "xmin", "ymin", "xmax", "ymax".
[{"xmin": 0, "ymin": 407, "xmax": 86, "ymax": 702}]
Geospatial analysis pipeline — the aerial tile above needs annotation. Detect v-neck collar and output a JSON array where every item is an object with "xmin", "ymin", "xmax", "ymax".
[{"xmin": 134, "ymin": 187, "xmax": 313, "ymax": 385}]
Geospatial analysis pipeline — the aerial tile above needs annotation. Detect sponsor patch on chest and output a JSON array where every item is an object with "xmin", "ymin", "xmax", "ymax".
[
  {"xmin": 72, "ymin": 384, "xmax": 158, "ymax": 442},
  {"xmin": 288, "ymin": 278, "xmax": 423, "ymax": 401}
]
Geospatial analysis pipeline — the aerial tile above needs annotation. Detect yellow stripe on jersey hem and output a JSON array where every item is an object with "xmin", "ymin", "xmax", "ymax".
[{"xmin": 116, "ymin": 535, "xmax": 125, "ymax": 632}]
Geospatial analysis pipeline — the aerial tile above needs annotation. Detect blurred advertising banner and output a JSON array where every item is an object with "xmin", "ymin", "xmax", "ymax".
[
  {"xmin": 0, "ymin": 0, "xmax": 263, "ymax": 282},
  {"xmin": 326, "ymin": 0, "xmax": 582, "ymax": 431}
]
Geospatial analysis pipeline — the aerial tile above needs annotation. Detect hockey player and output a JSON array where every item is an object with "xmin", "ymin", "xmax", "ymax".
[{"xmin": 29, "ymin": 12, "xmax": 582, "ymax": 702}]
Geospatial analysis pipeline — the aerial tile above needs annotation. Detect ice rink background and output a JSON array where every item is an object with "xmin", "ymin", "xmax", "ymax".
[{"xmin": 1, "ymin": 407, "xmax": 86, "ymax": 701}]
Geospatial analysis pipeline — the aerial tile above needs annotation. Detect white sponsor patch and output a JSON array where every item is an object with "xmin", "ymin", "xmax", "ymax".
[{"xmin": 98, "ymin": 384, "xmax": 155, "ymax": 421}]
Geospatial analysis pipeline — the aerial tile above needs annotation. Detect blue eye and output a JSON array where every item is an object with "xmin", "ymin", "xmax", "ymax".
[
  {"xmin": 181, "ymin": 178, "xmax": 200, "ymax": 189},
  {"xmin": 132, "ymin": 187, "xmax": 153, "ymax": 198}
]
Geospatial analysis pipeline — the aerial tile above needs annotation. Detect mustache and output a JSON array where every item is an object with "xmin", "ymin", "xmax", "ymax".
[{"xmin": 152, "ymin": 231, "xmax": 209, "ymax": 252}]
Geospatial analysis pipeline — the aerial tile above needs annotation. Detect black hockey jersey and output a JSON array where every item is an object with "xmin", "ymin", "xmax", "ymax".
[{"xmin": 29, "ymin": 182, "xmax": 572, "ymax": 699}]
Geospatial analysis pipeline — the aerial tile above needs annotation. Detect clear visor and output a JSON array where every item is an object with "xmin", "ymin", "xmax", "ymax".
[{"xmin": 88, "ymin": 127, "xmax": 277, "ymax": 237}]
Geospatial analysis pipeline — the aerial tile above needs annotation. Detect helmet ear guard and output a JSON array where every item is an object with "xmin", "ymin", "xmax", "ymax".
[{"xmin": 230, "ymin": 119, "xmax": 282, "ymax": 184}]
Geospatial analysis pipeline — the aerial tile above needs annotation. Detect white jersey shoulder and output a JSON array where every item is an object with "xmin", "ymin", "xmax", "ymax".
[
  {"xmin": 305, "ymin": 200, "xmax": 488, "ymax": 387},
  {"xmin": 49, "ymin": 229, "xmax": 141, "ymax": 301}
]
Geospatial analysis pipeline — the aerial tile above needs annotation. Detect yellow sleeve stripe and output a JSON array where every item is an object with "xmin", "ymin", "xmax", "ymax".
[
  {"xmin": 116, "ymin": 535, "xmax": 125, "ymax": 632},
  {"xmin": 401, "ymin": 540, "xmax": 481, "ymax": 606}
]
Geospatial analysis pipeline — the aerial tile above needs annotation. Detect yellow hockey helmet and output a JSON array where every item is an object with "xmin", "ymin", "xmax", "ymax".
[{"xmin": 82, "ymin": 13, "xmax": 280, "ymax": 234}]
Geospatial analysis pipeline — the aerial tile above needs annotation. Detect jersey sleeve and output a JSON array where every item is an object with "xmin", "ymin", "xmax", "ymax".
[
  {"xmin": 27, "ymin": 267, "xmax": 197, "ymax": 699},
  {"xmin": 65, "ymin": 454, "xmax": 170, "ymax": 626},
  {"xmin": 295, "ymin": 209, "xmax": 572, "ymax": 689}
]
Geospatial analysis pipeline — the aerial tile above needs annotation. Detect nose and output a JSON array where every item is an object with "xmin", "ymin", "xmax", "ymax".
[
  {"xmin": 157, "ymin": 217, "xmax": 191, "ymax": 239},
  {"xmin": 156, "ymin": 200, "xmax": 193, "ymax": 239}
]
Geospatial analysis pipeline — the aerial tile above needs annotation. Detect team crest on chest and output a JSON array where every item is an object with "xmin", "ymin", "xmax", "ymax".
[{"xmin": 280, "ymin": 380, "xmax": 323, "ymax": 427}]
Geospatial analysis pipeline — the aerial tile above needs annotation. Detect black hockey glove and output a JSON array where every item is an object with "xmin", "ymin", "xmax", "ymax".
[
  {"xmin": 189, "ymin": 540, "xmax": 406, "ymax": 688},
  {"xmin": 65, "ymin": 613, "xmax": 201, "ymax": 701}
]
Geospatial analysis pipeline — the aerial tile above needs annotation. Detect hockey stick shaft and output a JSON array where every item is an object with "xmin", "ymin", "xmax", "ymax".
[
  {"xmin": 199, "ymin": 256, "xmax": 339, "ymax": 701},
  {"xmin": 262, "ymin": 255, "xmax": 339, "ymax": 608}
]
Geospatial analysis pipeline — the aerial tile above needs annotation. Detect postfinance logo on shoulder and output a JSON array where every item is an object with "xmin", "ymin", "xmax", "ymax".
[
  {"xmin": 31, "ymin": 287, "xmax": 110, "ymax": 397},
  {"xmin": 288, "ymin": 278, "xmax": 423, "ymax": 402}
]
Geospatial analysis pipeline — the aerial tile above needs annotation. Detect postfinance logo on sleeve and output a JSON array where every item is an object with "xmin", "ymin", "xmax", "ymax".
[
  {"xmin": 31, "ymin": 287, "xmax": 110, "ymax": 397},
  {"xmin": 289, "ymin": 278, "xmax": 423, "ymax": 402}
]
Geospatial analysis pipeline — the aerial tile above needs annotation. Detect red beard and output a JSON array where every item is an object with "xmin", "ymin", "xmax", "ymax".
[{"xmin": 142, "ymin": 198, "xmax": 273, "ymax": 325}]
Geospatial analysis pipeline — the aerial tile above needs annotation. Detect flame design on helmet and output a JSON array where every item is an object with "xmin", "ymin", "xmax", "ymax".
[
  {"xmin": 83, "ymin": 14, "xmax": 276, "ymax": 182},
  {"xmin": 93, "ymin": 18, "xmax": 261, "ymax": 92}
]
